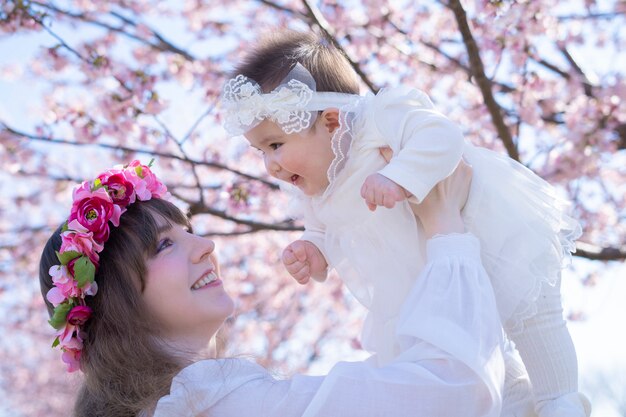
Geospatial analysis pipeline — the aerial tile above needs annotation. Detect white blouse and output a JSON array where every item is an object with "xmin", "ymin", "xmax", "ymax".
[{"xmin": 153, "ymin": 234, "xmax": 505, "ymax": 417}]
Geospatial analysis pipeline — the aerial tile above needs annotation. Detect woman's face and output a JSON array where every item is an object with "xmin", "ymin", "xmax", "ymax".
[{"xmin": 142, "ymin": 216, "xmax": 234, "ymax": 351}]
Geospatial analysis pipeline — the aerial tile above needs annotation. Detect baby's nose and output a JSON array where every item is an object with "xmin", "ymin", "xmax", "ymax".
[{"xmin": 265, "ymin": 157, "xmax": 281, "ymax": 176}]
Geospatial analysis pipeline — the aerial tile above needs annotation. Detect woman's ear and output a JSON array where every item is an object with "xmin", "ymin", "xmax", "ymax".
[{"xmin": 320, "ymin": 108, "xmax": 340, "ymax": 133}]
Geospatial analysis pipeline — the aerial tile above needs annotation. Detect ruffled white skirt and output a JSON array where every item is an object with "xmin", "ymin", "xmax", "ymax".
[{"xmin": 462, "ymin": 143, "xmax": 581, "ymax": 334}]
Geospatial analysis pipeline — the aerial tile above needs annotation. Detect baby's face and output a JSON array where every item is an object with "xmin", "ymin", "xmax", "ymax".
[{"xmin": 245, "ymin": 118, "xmax": 335, "ymax": 196}]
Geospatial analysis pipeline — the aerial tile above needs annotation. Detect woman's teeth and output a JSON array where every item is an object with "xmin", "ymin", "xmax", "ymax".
[{"xmin": 192, "ymin": 271, "xmax": 218, "ymax": 290}]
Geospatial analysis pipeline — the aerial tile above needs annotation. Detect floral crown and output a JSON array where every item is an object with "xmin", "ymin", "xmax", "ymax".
[
  {"xmin": 45, "ymin": 159, "xmax": 168, "ymax": 372},
  {"xmin": 221, "ymin": 63, "xmax": 359, "ymax": 136}
]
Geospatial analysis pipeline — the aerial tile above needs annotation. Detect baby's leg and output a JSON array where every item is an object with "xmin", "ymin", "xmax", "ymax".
[{"xmin": 508, "ymin": 276, "xmax": 590, "ymax": 417}]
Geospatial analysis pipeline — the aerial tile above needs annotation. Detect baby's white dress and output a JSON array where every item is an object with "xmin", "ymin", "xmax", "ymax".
[
  {"xmin": 293, "ymin": 87, "xmax": 588, "ymax": 416},
  {"xmin": 153, "ymin": 234, "xmax": 505, "ymax": 416}
]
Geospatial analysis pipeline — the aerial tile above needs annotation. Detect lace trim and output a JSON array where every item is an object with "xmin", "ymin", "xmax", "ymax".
[{"xmin": 320, "ymin": 98, "xmax": 365, "ymax": 199}]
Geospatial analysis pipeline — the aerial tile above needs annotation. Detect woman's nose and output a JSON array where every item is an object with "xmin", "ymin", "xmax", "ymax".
[{"xmin": 191, "ymin": 236, "xmax": 215, "ymax": 263}]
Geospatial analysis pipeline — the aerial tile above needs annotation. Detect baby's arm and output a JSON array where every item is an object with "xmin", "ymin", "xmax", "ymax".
[
  {"xmin": 282, "ymin": 240, "xmax": 328, "ymax": 284},
  {"xmin": 284, "ymin": 199, "xmax": 330, "ymax": 285},
  {"xmin": 370, "ymin": 89, "xmax": 465, "ymax": 205},
  {"xmin": 360, "ymin": 171, "xmax": 410, "ymax": 211}
]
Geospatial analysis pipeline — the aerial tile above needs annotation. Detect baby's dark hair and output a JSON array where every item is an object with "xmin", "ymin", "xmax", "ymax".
[{"xmin": 233, "ymin": 29, "xmax": 360, "ymax": 94}]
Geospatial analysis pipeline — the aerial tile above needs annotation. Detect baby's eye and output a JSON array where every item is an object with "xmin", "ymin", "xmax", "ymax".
[{"xmin": 269, "ymin": 143, "xmax": 282, "ymax": 150}]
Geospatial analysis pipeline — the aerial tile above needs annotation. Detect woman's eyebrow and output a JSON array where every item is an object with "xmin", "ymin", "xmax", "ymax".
[{"xmin": 156, "ymin": 223, "xmax": 173, "ymax": 234}]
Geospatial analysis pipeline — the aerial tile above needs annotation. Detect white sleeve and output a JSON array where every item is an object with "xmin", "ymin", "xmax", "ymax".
[
  {"xmin": 154, "ymin": 234, "xmax": 505, "ymax": 417},
  {"xmin": 299, "ymin": 198, "xmax": 330, "ymax": 266},
  {"xmin": 373, "ymin": 88, "xmax": 465, "ymax": 202},
  {"xmin": 298, "ymin": 234, "xmax": 505, "ymax": 417}
]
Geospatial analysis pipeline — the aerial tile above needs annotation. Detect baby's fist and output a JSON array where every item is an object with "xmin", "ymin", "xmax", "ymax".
[
  {"xmin": 360, "ymin": 173, "xmax": 410, "ymax": 211},
  {"xmin": 282, "ymin": 240, "xmax": 328, "ymax": 285}
]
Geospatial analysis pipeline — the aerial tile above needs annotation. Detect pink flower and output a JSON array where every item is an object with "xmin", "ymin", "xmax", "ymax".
[
  {"xmin": 46, "ymin": 287, "xmax": 66, "ymax": 307},
  {"xmin": 49, "ymin": 264, "xmax": 80, "ymax": 299},
  {"xmin": 57, "ymin": 322, "xmax": 77, "ymax": 347},
  {"xmin": 68, "ymin": 184, "xmax": 122, "ymax": 242},
  {"xmin": 60, "ymin": 337, "xmax": 83, "ymax": 373},
  {"xmin": 67, "ymin": 306, "xmax": 93, "ymax": 326},
  {"xmin": 124, "ymin": 160, "xmax": 168, "ymax": 200},
  {"xmin": 61, "ymin": 220, "xmax": 104, "ymax": 267},
  {"xmin": 83, "ymin": 281, "xmax": 98, "ymax": 297},
  {"xmin": 100, "ymin": 172, "xmax": 135, "ymax": 206}
]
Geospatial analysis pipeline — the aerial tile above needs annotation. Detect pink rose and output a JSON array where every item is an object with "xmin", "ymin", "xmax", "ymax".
[
  {"xmin": 124, "ymin": 160, "xmax": 168, "ymax": 200},
  {"xmin": 61, "ymin": 220, "xmax": 103, "ymax": 267},
  {"xmin": 100, "ymin": 172, "xmax": 135, "ymax": 206},
  {"xmin": 69, "ymin": 185, "xmax": 122, "ymax": 242},
  {"xmin": 67, "ymin": 306, "xmax": 93, "ymax": 326}
]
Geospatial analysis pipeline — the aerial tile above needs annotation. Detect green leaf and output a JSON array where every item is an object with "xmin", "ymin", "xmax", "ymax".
[
  {"xmin": 51, "ymin": 336, "xmax": 60, "ymax": 348},
  {"xmin": 49, "ymin": 303, "xmax": 72, "ymax": 330},
  {"xmin": 60, "ymin": 221, "xmax": 69, "ymax": 233},
  {"xmin": 56, "ymin": 250, "xmax": 81, "ymax": 265},
  {"xmin": 74, "ymin": 256, "xmax": 95, "ymax": 288}
]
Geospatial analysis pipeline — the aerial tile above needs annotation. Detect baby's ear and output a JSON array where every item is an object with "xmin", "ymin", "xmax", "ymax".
[{"xmin": 320, "ymin": 108, "xmax": 340, "ymax": 133}]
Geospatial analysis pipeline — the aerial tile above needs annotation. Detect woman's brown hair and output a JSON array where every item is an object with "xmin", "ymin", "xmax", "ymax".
[
  {"xmin": 232, "ymin": 29, "xmax": 360, "ymax": 94},
  {"xmin": 39, "ymin": 198, "xmax": 190, "ymax": 416}
]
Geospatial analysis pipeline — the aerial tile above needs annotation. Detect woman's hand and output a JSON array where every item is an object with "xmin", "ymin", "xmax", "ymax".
[{"xmin": 412, "ymin": 160, "xmax": 472, "ymax": 239}]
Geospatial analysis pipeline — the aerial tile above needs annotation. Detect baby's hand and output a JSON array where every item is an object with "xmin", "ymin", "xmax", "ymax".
[
  {"xmin": 282, "ymin": 240, "xmax": 328, "ymax": 285},
  {"xmin": 360, "ymin": 173, "xmax": 410, "ymax": 211}
]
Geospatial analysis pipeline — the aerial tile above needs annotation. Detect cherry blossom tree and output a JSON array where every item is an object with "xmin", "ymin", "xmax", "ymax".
[{"xmin": 0, "ymin": 0, "xmax": 624, "ymax": 415}]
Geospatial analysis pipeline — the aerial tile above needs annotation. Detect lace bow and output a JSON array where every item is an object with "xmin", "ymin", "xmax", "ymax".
[{"xmin": 222, "ymin": 74, "xmax": 315, "ymax": 135}]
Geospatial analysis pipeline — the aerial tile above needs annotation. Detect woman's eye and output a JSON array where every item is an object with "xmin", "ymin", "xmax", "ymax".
[
  {"xmin": 269, "ymin": 143, "xmax": 282, "ymax": 150},
  {"xmin": 156, "ymin": 238, "xmax": 173, "ymax": 253}
]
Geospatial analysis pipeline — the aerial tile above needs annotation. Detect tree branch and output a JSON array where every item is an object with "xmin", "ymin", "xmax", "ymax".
[
  {"xmin": 257, "ymin": 0, "xmax": 307, "ymax": 18},
  {"xmin": 301, "ymin": 0, "xmax": 379, "ymax": 93},
  {"xmin": 172, "ymin": 192, "xmax": 303, "ymax": 232},
  {"xmin": 446, "ymin": 0, "xmax": 519, "ymax": 160},
  {"xmin": 557, "ymin": 11, "xmax": 626, "ymax": 21},
  {"xmin": 1, "ymin": 123, "xmax": 279, "ymax": 189},
  {"xmin": 30, "ymin": 1, "xmax": 195, "ymax": 60},
  {"xmin": 575, "ymin": 242, "xmax": 626, "ymax": 261}
]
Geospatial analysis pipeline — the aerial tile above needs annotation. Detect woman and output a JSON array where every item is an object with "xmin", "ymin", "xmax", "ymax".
[{"xmin": 39, "ymin": 159, "xmax": 505, "ymax": 416}]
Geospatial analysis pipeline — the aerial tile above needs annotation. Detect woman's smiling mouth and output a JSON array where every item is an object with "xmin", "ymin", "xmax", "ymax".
[{"xmin": 191, "ymin": 271, "xmax": 219, "ymax": 290}]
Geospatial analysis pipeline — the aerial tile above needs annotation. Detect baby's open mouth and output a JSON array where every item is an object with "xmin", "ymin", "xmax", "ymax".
[{"xmin": 290, "ymin": 174, "xmax": 300, "ymax": 185}]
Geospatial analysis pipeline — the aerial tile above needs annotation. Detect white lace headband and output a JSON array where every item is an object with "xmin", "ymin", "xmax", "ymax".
[{"xmin": 221, "ymin": 63, "xmax": 360, "ymax": 135}]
